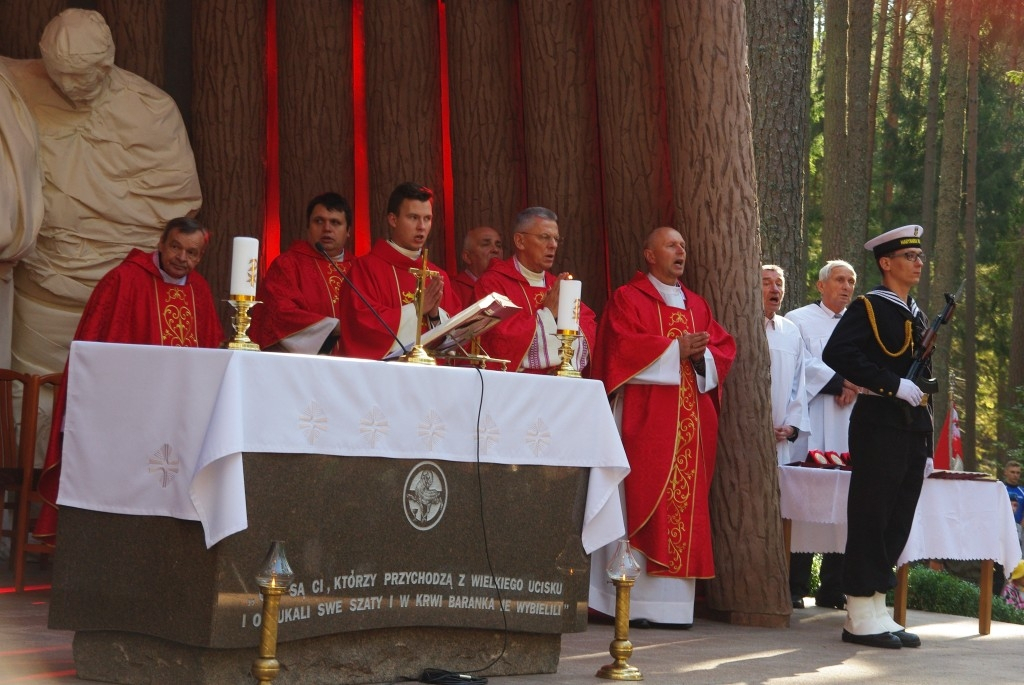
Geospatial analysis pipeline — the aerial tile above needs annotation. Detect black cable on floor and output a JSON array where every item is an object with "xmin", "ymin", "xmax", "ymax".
[{"xmin": 417, "ymin": 667, "xmax": 488, "ymax": 684}]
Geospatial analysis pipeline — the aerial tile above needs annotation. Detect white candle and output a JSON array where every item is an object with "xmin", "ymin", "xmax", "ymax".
[
  {"xmin": 556, "ymin": 278, "xmax": 582, "ymax": 332},
  {"xmin": 230, "ymin": 236, "xmax": 259, "ymax": 298}
]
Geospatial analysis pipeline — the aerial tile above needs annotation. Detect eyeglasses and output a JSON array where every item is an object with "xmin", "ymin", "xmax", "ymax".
[
  {"xmin": 521, "ymin": 232, "xmax": 561, "ymax": 245},
  {"xmin": 887, "ymin": 251, "xmax": 926, "ymax": 263}
]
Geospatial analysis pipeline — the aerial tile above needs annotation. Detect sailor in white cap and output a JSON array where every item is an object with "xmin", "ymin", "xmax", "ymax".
[{"xmin": 821, "ymin": 225, "xmax": 932, "ymax": 649}]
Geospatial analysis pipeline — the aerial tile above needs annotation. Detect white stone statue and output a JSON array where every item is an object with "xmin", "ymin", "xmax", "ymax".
[
  {"xmin": 2, "ymin": 8, "xmax": 202, "ymax": 376},
  {"xmin": 0, "ymin": 58, "xmax": 43, "ymax": 369}
]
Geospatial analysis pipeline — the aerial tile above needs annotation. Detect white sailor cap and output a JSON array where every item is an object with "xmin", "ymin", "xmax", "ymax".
[{"xmin": 864, "ymin": 224, "xmax": 924, "ymax": 259}]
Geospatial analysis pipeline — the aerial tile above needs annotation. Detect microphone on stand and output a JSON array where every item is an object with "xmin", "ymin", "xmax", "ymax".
[{"xmin": 314, "ymin": 241, "xmax": 410, "ymax": 358}]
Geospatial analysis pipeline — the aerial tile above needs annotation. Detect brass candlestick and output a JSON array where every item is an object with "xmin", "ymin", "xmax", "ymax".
[
  {"xmin": 227, "ymin": 296, "xmax": 261, "ymax": 350},
  {"xmin": 401, "ymin": 249, "xmax": 438, "ymax": 365},
  {"xmin": 555, "ymin": 330, "xmax": 582, "ymax": 378},
  {"xmin": 252, "ymin": 541, "xmax": 295, "ymax": 685},
  {"xmin": 597, "ymin": 539, "xmax": 643, "ymax": 681}
]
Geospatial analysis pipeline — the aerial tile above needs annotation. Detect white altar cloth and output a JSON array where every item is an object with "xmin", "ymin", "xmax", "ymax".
[
  {"xmin": 58, "ymin": 342, "xmax": 630, "ymax": 549},
  {"xmin": 779, "ymin": 466, "xmax": 1021, "ymax": 573}
]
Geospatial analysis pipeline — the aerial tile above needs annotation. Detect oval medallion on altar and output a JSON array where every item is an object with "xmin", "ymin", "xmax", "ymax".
[{"xmin": 403, "ymin": 461, "xmax": 448, "ymax": 531}]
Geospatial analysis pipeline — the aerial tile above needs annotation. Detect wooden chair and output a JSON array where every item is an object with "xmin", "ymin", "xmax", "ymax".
[
  {"xmin": 13, "ymin": 372, "xmax": 61, "ymax": 592},
  {"xmin": 0, "ymin": 369, "xmax": 38, "ymax": 586}
]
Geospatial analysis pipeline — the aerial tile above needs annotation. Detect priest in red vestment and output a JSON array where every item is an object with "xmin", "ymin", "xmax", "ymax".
[
  {"xmin": 451, "ymin": 225, "xmax": 503, "ymax": 307},
  {"xmin": 473, "ymin": 207, "xmax": 596, "ymax": 373},
  {"xmin": 34, "ymin": 217, "xmax": 222, "ymax": 541},
  {"xmin": 251, "ymin": 192, "xmax": 353, "ymax": 355},
  {"xmin": 338, "ymin": 182, "xmax": 461, "ymax": 359},
  {"xmin": 589, "ymin": 226, "xmax": 735, "ymax": 626}
]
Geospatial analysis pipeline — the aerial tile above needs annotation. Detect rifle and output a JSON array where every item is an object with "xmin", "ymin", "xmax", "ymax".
[{"xmin": 907, "ymin": 280, "xmax": 966, "ymax": 394}]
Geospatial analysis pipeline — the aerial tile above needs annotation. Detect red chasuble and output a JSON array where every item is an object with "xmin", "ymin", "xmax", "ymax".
[
  {"xmin": 338, "ymin": 240, "xmax": 461, "ymax": 359},
  {"xmin": 473, "ymin": 257, "xmax": 597, "ymax": 373},
  {"xmin": 250, "ymin": 240, "xmax": 351, "ymax": 354},
  {"xmin": 594, "ymin": 272, "xmax": 735, "ymax": 578},
  {"xmin": 452, "ymin": 269, "xmax": 476, "ymax": 311},
  {"xmin": 34, "ymin": 249, "xmax": 222, "ymax": 541}
]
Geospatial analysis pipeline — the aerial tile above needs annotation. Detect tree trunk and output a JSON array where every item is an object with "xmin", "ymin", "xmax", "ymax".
[
  {"xmin": 593, "ymin": 0, "xmax": 674, "ymax": 292},
  {"xmin": 0, "ymin": 0, "xmax": 64, "ymax": 58},
  {"xmin": 919, "ymin": 0, "xmax": 947, "ymax": 307},
  {"xmin": 961, "ymin": 0, "xmax": 979, "ymax": 470},
  {"xmin": 930, "ymin": 0, "xmax": 972, "ymax": 444},
  {"xmin": 880, "ymin": 0, "xmax": 908, "ymax": 227},
  {"xmin": 446, "ymin": 1, "xmax": 526, "ymax": 257},
  {"xmin": 364, "ymin": 1, "xmax": 447, "ymax": 260},
  {"xmin": 746, "ymin": 0, "xmax": 812, "ymax": 306},
  {"xmin": 191, "ymin": 0, "xmax": 267, "ymax": 330},
  {"xmin": 664, "ymin": 0, "xmax": 788, "ymax": 627},
  {"xmin": 865, "ymin": 0, "xmax": 887, "ymax": 190},
  {"xmin": 843, "ymin": 0, "xmax": 872, "ymax": 270},
  {"xmin": 517, "ymin": 0, "xmax": 607, "ymax": 311},
  {"xmin": 276, "ymin": 1, "xmax": 355, "ymax": 249},
  {"xmin": 821, "ymin": 0, "xmax": 849, "ymax": 267}
]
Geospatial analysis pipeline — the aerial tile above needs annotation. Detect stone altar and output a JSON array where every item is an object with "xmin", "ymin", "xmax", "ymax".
[{"xmin": 50, "ymin": 453, "xmax": 592, "ymax": 684}]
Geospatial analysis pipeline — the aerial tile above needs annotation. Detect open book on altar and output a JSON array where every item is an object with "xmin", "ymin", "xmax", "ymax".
[{"xmin": 420, "ymin": 292, "xmax": 521, "ymax": 353}]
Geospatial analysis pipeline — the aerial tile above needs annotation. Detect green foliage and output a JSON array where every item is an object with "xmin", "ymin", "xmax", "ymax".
[
  {"xmin": 808, "ymin": 563, "xmax": 1024, "ymax": 624},
  {"xmin": 1000, "ymin": 386, "xmax": 1024, "ymax": 462},
  {"xmin": 808, "ymin": 553, "xmax": 821, "ymax": 598},
  {"xmin": 898, "ymin": 566, "xmax": 1024, "ymax": 625},
  {"xmin": 804, "ymin": 0, "xmax": 1024, "ymax": 471}
]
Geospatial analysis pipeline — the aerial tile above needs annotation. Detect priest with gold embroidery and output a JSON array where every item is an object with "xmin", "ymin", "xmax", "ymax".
[
  {"xmin": 34, "ymin": 217, "xmax": 222, "ymax": 542},
  {"xmin": 589, "ymin": 226, "xmax": 735, "ymax": 627}
]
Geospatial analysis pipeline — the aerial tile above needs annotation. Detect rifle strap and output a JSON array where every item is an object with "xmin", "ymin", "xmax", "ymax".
[{"xmin": 858, "ymin": 295, "xmax": 913, "ymax": 358}]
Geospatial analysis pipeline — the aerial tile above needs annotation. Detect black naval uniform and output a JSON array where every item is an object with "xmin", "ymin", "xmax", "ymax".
[{"xmin": 822, "ymin": 286, "xmax": 933, "ymax": 598}]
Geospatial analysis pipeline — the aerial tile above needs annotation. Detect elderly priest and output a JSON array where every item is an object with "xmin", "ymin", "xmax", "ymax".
[
  {"xmin": 473, "ymin": 207, "xmax": 596, "ymax": 374},
  {"xmin": 589, "ymin": 226, "xmax": 735, "ymax": 626}
]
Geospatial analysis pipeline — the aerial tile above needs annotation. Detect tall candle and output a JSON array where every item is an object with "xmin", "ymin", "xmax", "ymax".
[
  {"xmin": 230, "ymin": 236, "xmax": 259, "ymax": 298},
  {"xmin": 556, "ymin": 278, "xmax": 582, "ymax": 332}
]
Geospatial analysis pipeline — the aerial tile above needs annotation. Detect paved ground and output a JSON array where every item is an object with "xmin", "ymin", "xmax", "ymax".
[{"xmin": 2, "ymin": 564, "xmax": 1021, "ymax": 685}]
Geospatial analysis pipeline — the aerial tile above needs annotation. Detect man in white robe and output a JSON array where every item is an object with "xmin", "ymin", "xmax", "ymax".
[
  {"xmin": 763, "ymin": 265, "xmax": 809, "ymax": 467},
  {"xmin": 784, "ymin": 259, "xmax": 860, "ymax": 610}
]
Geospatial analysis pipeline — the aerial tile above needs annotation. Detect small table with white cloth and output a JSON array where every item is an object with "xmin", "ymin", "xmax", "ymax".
[{"xmin": 779, "ymin": 465, "xmax": 1021, "ymax": 635}]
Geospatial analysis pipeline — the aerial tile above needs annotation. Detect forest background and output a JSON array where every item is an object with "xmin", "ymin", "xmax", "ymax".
[{"xmin": 750, "ymin": 0, "xmax": 1024, "ymax": 473}]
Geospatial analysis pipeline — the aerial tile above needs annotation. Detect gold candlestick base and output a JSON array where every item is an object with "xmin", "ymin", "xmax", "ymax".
[
  {"xmin": 555, "ymin": 330, "xmax": 581, "ymax": 378},
  {"xmin": 252, "ymin": 584, "xmax": 285, "ymax": 684},
  {"xmin": 227, "ymin": 296, "xmax": 261, "ymax": 351},
  {"xmin": 400, "ymin": 343, "xmax": 436, "ymax": 365},
  {"xmin": 596, "ymin": 576, "xmax": 643, "ymax": 680}
]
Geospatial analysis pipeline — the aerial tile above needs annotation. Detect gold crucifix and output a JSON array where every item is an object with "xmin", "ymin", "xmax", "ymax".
[{"xmin": 402, "ymin": 249, "xmax": 439, "ymax": 365}]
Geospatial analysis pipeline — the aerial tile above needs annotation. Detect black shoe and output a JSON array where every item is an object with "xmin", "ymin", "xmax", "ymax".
[
  {"xmin": 891, "ymin": 629, "xmax": 921, "ymax": 648},
  {"xmin": 814, "ymin": 595, "xmax": 846, "ymax": 610},
  {"xmin": 792, "ymin": 597, "xmax": 805, "ymax": 609},
  {"xmin": 629, "ymin": 618, "xmax": 654, "ymax": 629},
  {"xmin": 841, "ymin": 629, "xmax": 902, "ymax": 649}
]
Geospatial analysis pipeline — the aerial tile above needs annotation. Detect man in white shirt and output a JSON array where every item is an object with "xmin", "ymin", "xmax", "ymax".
[{"xmin": 785, "ymin": 259, "xmax": 860, "ymax": 610}]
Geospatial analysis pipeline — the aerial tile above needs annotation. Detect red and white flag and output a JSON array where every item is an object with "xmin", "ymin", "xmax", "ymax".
[{"xmin": 933, "ymin": 402, "xmax": 963, "ymax": 471}]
